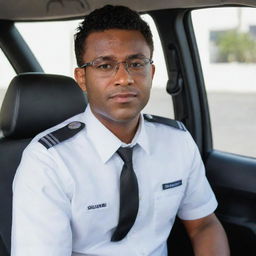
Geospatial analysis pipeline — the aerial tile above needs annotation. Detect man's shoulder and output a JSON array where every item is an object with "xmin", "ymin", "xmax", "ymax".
[
  {"xmin": 143, "ymin": 114, "xmax": 186, "ymax": 132},
  {"xmin": 38, "ymin": 121, "xmax": 85, "ymax": 149},
  {"xmin": 31, "ymin": 112, "xmax": 85, "ymax": 150}
]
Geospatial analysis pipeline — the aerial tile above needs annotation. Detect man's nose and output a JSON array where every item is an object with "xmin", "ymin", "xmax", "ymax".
[{"xmin": 113, "ymin": 63, "xmax": 134, "ymax": 86}]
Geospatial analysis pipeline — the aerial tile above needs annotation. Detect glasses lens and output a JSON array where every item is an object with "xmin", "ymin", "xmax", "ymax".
[
  {"xmin": 90, "ymin": 57, "xmax": 152, "ymax": 77},
  {"xmin": 127, "ymin": 58, "xmax": 151, "ymax": 74},
  {"xmin": 128, "ymin": 58, "xmax": 148, "ymax": 70},
  {"xmin": 92, "ymin": 58, "xmax": 116, "ymax": 72}
]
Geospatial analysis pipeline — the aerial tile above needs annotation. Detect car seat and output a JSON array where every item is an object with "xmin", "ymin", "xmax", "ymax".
[{"xmin": 0, "ymin": 73, "xmax": 87, "ymax": 255}]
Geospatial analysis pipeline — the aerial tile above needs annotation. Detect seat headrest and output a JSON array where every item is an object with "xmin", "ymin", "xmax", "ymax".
[{"xmin": 0, "ymin": 73, "xmax": 87, "ymax": 139}]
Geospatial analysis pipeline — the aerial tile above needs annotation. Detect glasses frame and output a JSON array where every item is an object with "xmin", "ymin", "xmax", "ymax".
[{"xmin": 79, "ymin": 57, "xmax": 153, "ymax": 75}]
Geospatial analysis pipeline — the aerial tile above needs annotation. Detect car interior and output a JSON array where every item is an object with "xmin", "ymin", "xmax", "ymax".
[
  {"xmin": 0, "ymin": 73, "xmax": 87, "ymax": 254},
  {"xmin": 0, "ymin": 0, "xmax": 256, "ymax": 255}
]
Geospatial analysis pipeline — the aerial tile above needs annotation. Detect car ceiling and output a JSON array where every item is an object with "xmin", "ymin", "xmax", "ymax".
[{"xmin": 0, "ymin": 0, "xmax": 255, "ymax": 21}]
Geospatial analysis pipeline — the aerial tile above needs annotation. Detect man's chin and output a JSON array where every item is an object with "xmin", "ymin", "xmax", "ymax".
[
  {"xmin": 91, "ymin": 104, "xmax": 143, "ymax": 124},
  {"xmin": 101, "ymin": 110, "xmax": 140, "ymax": 125},
  {"xmin": 111, "ymin": 107, "xmax": 142, "ymax": 122},
  {"xmin": 111, "ymin": 114, "xmax": 140, "ymax": 124}
]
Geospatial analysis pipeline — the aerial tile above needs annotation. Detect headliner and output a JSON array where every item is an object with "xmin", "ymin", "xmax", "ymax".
[{"xmin": 0, "ymin": 0, "xmax": 255, "ymax": 21}]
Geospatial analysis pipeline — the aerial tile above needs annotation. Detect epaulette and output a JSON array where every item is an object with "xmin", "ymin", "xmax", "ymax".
[
  {"xmin": 143, "ymin": 114, "xmax": 186, "ymax": 131},
  {"xmin": 39, "ymin": 121, "xmax": 85, "ymax": 149}
]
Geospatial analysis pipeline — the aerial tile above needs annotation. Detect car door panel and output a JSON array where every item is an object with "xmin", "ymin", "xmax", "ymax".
[{"xmin": 151, "ymin": 8, "xmax": 256, "ymax": 255}]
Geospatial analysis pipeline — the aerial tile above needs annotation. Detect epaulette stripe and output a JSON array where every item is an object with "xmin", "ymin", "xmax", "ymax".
[
  {"xmin": 38, "ymin": 138, "xmax": 47, "ymax": 148},
  {"xmin": 143, "ymin": 113, "xmax": 186, "ymax": 131},
  {"xmin": 38, "ymin": 140, "xmax": 48, "ymax": 149},
  {"xmin": 41, "ymin": 137, "xmax": 53, "ymax": 147},
  {"xmin": 39, "ymin": 137, "xmax": 53, "ymax": 149},
  {"xmin": 45, "ymin": 134, "xmax": 58, "ymax": 146},
  {"xmin": 48, "ymin": 133, "xmax": 60, "ymax": 144},
  {"xmin": 38, "ymin": 121, "xmax": 85, "ymax": 149},
  {"xmin": 180, "ymin": 121, "xmax": 186, "ymax": 131},
  {"xmin": 44, "ymin": 136, "xmax": 56, "ymax": 146},
  {"xmin": 177, "ymin": 121, "xmax": 185, "ymax": 131}
]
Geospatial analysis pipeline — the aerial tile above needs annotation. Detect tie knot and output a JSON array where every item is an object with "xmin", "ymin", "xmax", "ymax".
[{"xmin": 117, "ymin": 147, "xmax": 133, "ymax": 163}]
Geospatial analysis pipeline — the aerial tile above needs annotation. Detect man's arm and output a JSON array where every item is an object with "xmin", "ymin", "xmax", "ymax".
[
  {"xmin": 182, "ymin": 213, "xmax": 230, "ymax": 256},
  {"xmin": 11, "ymin": 144, "xmax": 72, "ymax": 256}
]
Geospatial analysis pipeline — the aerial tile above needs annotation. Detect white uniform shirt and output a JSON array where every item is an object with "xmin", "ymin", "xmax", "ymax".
[{"xmin": 11, "ymin": 106, "xmax": 217, "ymax": 256}]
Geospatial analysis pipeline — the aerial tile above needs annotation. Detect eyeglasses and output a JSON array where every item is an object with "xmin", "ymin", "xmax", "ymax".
[{"xmin": 79, "ymin": 56, "xmax": 153, "ymax": 77}]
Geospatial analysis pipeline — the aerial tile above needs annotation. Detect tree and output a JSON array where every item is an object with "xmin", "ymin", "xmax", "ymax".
[{"xmin": 216, "ymin": 29, "xmax": 256, "ymax": 63}]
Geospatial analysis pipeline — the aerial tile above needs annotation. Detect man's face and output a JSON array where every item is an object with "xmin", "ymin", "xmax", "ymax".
[{"xmin": 75, "ymin": 29, "xmax": 155, "ymax": 125}]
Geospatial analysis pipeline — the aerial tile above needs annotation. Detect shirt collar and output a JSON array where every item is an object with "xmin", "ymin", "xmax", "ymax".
[{"xmin": 84, "ymin": 105, "xmax": 150, "ymax": 163}]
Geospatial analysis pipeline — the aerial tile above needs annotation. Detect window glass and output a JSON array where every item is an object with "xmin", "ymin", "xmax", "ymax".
[
  {"xmin": 192, "ymin": 7, "xmax": 256, "ymax": 158},
  {"xmin": 0, "ymin": 48, "xmax": 16, "ymax": 107},
  {"xmin": 16, "ymin": 20, "xmax": 79, "ymax": 77},
  {"xmin": 141, "ymin": 15, "xmax": 173, "ymax": 118},
  {"xmin": 16, "ymin": 15, "xmax": 173, "ymax": 118}
]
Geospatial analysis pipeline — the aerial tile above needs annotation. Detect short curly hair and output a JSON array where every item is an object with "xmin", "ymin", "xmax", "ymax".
[{"xmin": 74, "ymin": 5, "xmax": 154, "ymax": 67}]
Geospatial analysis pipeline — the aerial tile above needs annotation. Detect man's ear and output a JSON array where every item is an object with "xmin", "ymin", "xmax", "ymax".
[
  {"xmin": 151, "ymin": 64, "xmax": 155, "ymax": 80},
  {"xmin": 74, "ymin": 68, "xmax": 87, "ymax": 91}
]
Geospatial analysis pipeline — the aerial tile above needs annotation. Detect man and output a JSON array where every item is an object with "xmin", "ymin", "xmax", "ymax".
[{"xmin": 11, "ymin": 5, "xmax": 230, "ymax": 256}]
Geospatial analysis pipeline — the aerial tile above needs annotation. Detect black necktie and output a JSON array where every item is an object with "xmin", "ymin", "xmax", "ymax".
[{"xmin": 111, "ymin": 146, "xmax": 139, "ymax": 241}]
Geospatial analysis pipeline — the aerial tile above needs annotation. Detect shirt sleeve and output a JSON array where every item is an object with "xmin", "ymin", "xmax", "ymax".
[
  {"xmin": 11, "ymin": 143, "xmax": 72, "ymax": 256},
  {"xmin": 177, "ymin": 132, "xmax": 218, "ymax": 220}
]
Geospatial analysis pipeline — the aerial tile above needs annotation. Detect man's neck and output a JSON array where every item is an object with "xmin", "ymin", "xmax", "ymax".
[{"xmin": 91, "ymin": 110, "xmax": 140, "ymax": 144}]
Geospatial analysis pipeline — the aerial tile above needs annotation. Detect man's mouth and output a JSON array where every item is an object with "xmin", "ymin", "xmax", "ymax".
[{"xmin": 109, "ymin": 91, "xmax": 138, "ymax": 103}]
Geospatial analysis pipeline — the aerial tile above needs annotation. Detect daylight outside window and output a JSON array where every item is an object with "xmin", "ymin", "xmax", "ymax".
[{"xmin": 192, "ymin": 7, "xmax": 256, "ymax": 158}]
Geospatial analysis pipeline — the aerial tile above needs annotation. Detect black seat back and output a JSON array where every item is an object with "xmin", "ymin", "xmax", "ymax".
[{"xmin": 0, "ymin": 73, "xmax": 87, "ymax": 254}]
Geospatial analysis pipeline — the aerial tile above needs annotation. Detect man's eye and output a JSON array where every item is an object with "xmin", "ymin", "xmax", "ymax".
[
  {"xmin": 96, "ymin": 63, "xmax": 113, "ymax": 70},
  {"xmin": 129, "ymin": 61, "xmax": 145, "ymax": 68}
]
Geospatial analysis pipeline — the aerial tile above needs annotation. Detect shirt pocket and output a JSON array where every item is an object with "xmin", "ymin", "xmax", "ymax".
[
  {"xmin": 153, "ymin": 184, "xmax": 185, "ymax": 234},
  {"xmin": 83, "ymin": 199, "xmax": 116, "ymax": 224},
  {"xmin": 73, "ymin": 199, "xmax": 117, "ymax": 247}
]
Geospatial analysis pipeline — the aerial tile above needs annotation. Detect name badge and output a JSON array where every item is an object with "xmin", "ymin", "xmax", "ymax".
[
  {"xmin": 162, "ymin": 180, "xmax": 182, "ymax": 190},
  {"xmin": 87, "ymin": 203, "xmax": 107, "ymax": 210}
]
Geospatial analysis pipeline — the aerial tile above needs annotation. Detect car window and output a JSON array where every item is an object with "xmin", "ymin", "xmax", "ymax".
[
  {"xmin": 141, "ymin": 15, "xmax": 173, "ymax": 118},
  {"xmin": 0, "ymin": 48, "xmax": 16, "ymax": 106},
  {"xmin": 16, "ymin": 15, "xmax": 173, "ymax": 118},
  {"xmin": 192, "ymin": 7, "xmax": 256, "ymax": 158}
]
